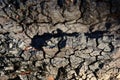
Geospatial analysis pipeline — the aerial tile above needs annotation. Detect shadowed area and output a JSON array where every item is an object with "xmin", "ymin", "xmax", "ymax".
[
  {"xmin": 30, "ymin": 29, "xmax": 79, "ymax": 50},
  {"xmin": 30, "ymin": 29, "xmax": 79, "ymax": 59},
  {"xmin": 85, "ymin": 31, "xmax": 107, "ymax": 39}
]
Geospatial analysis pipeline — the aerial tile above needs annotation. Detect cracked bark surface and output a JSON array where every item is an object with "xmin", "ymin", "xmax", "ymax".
[{"xmin": 0, "ymin": 0, "xmax": 120, "ymax": 80}]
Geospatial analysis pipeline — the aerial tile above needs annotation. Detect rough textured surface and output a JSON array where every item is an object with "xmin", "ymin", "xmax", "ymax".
[{"xmin": 0, "ymin": 0, "xmax": 120, "ymax": 80}]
